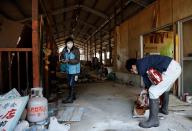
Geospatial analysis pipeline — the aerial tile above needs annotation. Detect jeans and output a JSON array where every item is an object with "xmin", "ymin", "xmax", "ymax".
[{"xmin": 67, "ymin": 74, "xmax": 76, "ymax": 89}]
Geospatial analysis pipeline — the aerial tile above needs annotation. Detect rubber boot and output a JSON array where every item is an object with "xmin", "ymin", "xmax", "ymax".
[
  {"xmin": 62, "ymin": 88, "xmax": 74, "ymax": 103},
  {"xmin": 160, "ymin": 92, "xmax": 169, "ymax": 115},
  {"xmin": 139, "ymin": 98, "xmax": 159, "ymax": 128},
  {"xmin": 73, "ymin": 91, "xmax": 76, "ymax": 100}
]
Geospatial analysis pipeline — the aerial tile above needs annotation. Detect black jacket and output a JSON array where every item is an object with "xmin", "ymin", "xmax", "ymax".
[
  {"xmin": 61, "ymin": 46, "xmax": 80, "ymax": 65},
  {"xmin": 136, "ymin": 55, "xmax": 172, "ymax": 88}
]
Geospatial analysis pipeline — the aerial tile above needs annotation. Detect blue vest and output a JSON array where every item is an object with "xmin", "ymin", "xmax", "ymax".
[{"xmin": 64, "ymin": 51, "xmax": 80, "ymax": 74}]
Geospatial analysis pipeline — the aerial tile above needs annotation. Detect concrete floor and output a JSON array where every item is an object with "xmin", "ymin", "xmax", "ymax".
[{"xmin": 65, "ymin": 81, "xmax": 192, "ymax": 131}]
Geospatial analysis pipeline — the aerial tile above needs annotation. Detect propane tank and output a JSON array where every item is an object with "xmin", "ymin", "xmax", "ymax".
[{"xmin": 27, "ymin": 88, "xmax": 48, "ymax": 123}]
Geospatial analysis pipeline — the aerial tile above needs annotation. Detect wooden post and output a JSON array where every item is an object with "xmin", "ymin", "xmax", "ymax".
[
  {"xmin": 100, "ymin": 32, "xmax": 102, "ymax": 63},
  {"xmin": 109, "ymin": 32, "xmax": 112, "ymax": 65},
  {"xmin": 32, "ymin": 0, "xmax": 40, "ymax": 87},
  {"xmin": 83, "ymin": 42, "xmax": 85, "ymax": 60},
  {"xmin": 94, "ymin": 36, "xmax": 96, "ymax": 57},
  {"xmin": 109, "ymin": 20, "xmax": 112, "ymax": 65},
  {"xmin": 114, "ymin": 6, "xmax": 117, "ymax": 26},
  {"xmin": 120, "ymin": 0, "xmax": 124, "ymax": 23},
  {"xmin": 104, "ymin": 49, "xmax": 107, "ymax": 64},
  {"xmin": 87, "ymin": 41, "xmax": 89, "ymax": 61},
  {"xmin": 89, "ymin": 39, "xmax": 92, "ymax": 60}
]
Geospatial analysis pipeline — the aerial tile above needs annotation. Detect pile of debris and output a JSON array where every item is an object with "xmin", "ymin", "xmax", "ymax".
[
  {"xmin": 0, "ymin": 88, "xmax": 70, "ymax": 131},
  {"xmin": 78, "ymin": 62, "xmax": 116, "ymax": 83}
]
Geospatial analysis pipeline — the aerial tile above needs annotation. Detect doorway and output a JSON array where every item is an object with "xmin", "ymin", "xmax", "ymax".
[
  {"xmin": 178, "ymin": 17, "xmax": 192, "ymax": 96},
  {"xmin": 141, "ymin": 26, "xmax": 174, "ymax": 58}
]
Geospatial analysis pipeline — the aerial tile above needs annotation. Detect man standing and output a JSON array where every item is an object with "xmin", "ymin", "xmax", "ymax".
[
  {"xmin": 126, "ymin": 55, "xmax": 181, "ymax": 128},
  {"xmin": 61, "ymin": 37, "xmax": 80, "ymax": 103}
]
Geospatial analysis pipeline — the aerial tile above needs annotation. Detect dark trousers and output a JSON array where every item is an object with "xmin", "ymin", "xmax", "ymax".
[{"xmin": 67, "ymin": 74, "xmax": 76, "ymax": 89}]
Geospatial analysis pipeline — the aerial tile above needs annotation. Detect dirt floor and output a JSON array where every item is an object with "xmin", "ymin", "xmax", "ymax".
[{"xmin": 56, "ymin": 81, "xmax": 192, "ymax": 131}]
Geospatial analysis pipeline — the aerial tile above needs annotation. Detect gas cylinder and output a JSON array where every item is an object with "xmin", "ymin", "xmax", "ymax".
[{"xmin": 27, "ymin": 88, "xmax": 48, "ymax": 123}]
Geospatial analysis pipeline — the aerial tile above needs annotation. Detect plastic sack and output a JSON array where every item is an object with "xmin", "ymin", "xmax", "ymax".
[
  {"xmin": 14, "ymin": 120, "xmax": 29, "ymax": 131},
  {"xmin": 48, "ymin": 117, "xmax": 70, "ymax": 131},
  {"xmin": 146, "ymin": 67, "xmax": 163, "ymax": 85}
]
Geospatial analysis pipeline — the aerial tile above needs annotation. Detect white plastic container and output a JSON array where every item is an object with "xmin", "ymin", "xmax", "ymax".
[
  {"xmin": 107, "ymin": 67, "xmax": 113, "ymax": 74},
  {"xmin": 186, "ymin": 96, "xmax": 192, "ymax": 104},
  {"xmin": 27, "ymin": 88, "xmax": 48, "ymax": 123}
]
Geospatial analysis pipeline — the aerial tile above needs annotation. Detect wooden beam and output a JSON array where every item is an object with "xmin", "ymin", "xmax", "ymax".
[
  {"xmin": 86, "ymin": 0, "xmax": 132, "ymax": 42},
  {"xmin": 0, "ymin": 10, "xmax": 19, "ymax": 21},
  {"xmin": 19, "ymin": 4, "xmax": 108, "ymax": 23},
  {"xmin": 50, "ymin": 4, "xmax": 108, "ymax": 18},
  {"xmin": 57, "ymin": 39, "xmax": 85, "ymax": 47},
  {"xmin": 32, "ymin": 0, "xmax": 40, "ymax": 87},
  {"xmin": 76, "ymin": 0, "xmax": 98, "ymax": 39},
  {"xmin": 54, "ymin": 30, "xmax": 89, "ymax": 38},
  {"xmin": 80, "ymin": 5, "xmax": 108, "ymax": 19},
  {"xmin": 0, "ymin": 48, "xmax": 32, "ymax": 52},
  {"xmin": 131, "ymin": 0, "xmax": 147, "ymax": 8},
  {"xmin": 55, "ymin": 35, "xmax": 87, "ymax": 43},
  {"xmin": 11, "ymin": 0, "xmax": 29, "ymax": 17}
]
